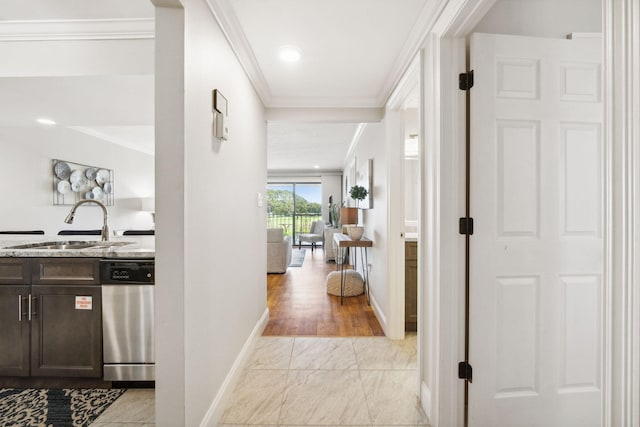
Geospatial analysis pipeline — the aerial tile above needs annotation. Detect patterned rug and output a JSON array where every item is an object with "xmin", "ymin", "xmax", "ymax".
[
  {"xmin": 289, "ymin": 248, "xmax": 306, "ymax": 267},
  {"xmin": 0, "ymin": 388, "xmax": 126, "ymax": 427}
]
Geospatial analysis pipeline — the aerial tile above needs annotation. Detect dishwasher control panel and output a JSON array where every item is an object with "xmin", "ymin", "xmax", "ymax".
[{"xmin": 100, "ymin": 260, "xmax": 154, "ymax": 284}]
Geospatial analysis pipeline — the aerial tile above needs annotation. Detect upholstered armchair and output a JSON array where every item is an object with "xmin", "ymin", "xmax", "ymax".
[
  {"xmin": 267, "ymin": 228, "xmax": 292, "ymax": 273},
  {"xmin": 298, "ymin": 220, "xmax": 325, "ymax": 251}
]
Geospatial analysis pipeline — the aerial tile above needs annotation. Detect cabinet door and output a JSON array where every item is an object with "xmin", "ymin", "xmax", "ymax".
[
  {"xmin": 405, "ymin": 242, "xmax": 418, "ymax": 331},
  {"xmin": 31, "ymin": 285, "xmax": 102, "ymax": 377},
  {"xmin": 0, "ymin": 285, "xmax": 30, "ymax": 376}
]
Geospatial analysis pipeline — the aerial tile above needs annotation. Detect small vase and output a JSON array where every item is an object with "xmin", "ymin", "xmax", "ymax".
[{"xmin": 347, "ymin": 226, "xmax": 365, "ymax": 240}]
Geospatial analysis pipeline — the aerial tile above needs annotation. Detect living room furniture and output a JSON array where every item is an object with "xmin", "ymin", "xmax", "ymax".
[
  {"xmin": 298, "ymin": 220, "xmax": 324, "ymax": 251},
  {"xmin": 323, "ymin": 226, "xmax": 340, "ymax": 261},
  {"xmin": 326, "ymin": 270, "xmax": 363, "ymax": 296},
  {"xmin": 123, "ymin": 230, "xmax": 155, "ymax": 235},
  {"xmin": 267, "ymin": 228, "xmax": 292, "ymax": 273},
  {"xmin": 333, "ymin": 233, "xmax": 372, "ymax": 304},
  {"xmin": 0, "ymin": 230, "xmax": 45, "ymax": 235},
  {"xmin": 58, "ymin": 229, "xmax": 102, "ymax": 235}
]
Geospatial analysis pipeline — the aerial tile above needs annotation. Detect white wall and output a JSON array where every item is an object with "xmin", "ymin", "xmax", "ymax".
[
  {"xmin": 0, "ymin": 127, "xmax": 154, "ymax": 234},
  {"xmin": 155, "ymin": 0, "xmax": 267, "ymax": 425},
  {"xmin": 343, "ymin": 122, "xmax": 389, "ymax": 329},
  {"xmin": 474, "ymin": 0, "xmax": 601, "ymax": 38}
]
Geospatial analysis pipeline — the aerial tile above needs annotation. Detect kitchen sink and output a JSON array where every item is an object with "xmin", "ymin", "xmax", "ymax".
[{"xmin": 3, "ymin": 241, "xmax": 133, "ymax": 250}]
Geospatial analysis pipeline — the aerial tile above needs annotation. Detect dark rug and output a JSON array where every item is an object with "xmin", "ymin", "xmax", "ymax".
[
  {"xmin": 289, "ymin": 248, "xmax": 306, "ymax": 267},
  {"xmin": 0, "ymin": 388, "xmax": 126, "ymax": 427}
]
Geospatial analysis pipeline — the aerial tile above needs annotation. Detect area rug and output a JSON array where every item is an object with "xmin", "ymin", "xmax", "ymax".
[
  {"xmin": 289, "ymin": 248, "xmax": 306, "ymax": 267},
  {"xmin": 0, "ymin": 388, "xmax": 126, "ymax": 427}
]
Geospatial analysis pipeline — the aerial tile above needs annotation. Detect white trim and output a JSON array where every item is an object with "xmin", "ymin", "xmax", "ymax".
[
  {"xmin": 369, "ymin": 291, "xmax": 388, "ymax": 336},
  {"xmin": 265, "ymin": 107, "xmax": 384, "ymax": 123},
  {"xmin": 205, "ymin": 0, "xmax": 273, "ymax": 106},
  {"xmin": 378, "ymin": 0, "xmax": 451, "ymax": 105},
  {"xmin": 605, "ymin": 1, "xmax": 640, "ymax": 425},
  {"xmin": 344, "ymin": 123, "xmax": 368, "ymax": 165},
  {"xmin": 421, "ymin": 380, "xmax": 433, "ymax": 420},
  {"xmin": 269, "ymin": 96, "xmax": 382, "ymax": 108},
  {"xmin": 200, "ymin": 308, "xmax": 269, "ymax": 427},
  {"xmin": 0, "ymin": 18, "xmax": 154, "ymax": 41},
  {"xmin": 386, "ymin": 55, "xmax": 420, "ymax": 111},
  {"xmin": 385, "ymin": 108, "xmax": 407, "ymax": 340}
]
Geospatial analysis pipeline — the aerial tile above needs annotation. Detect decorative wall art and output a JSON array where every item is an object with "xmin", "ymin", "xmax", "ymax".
[
  {"xmin": 52, "ymin": 159, "xmax": 114, "ymax": 206},
  {"xmin": 356, "ymin": 158, "xmax": 373, "ymax": 209}
]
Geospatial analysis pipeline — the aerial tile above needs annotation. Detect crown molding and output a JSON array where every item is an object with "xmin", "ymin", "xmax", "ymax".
[
  {"xmin": 386, "ymin": 55, "xmax": 420, "ymax": 110},
  {"xmin": 267, "ymin": 96, "xmax": 382, "ymax": 109},
  {"xmin": 0, "ymin": 18, "xmax": 155, "ymax": 41},
  {"xmin": 206, "ymin": 0, "xmax": 273, "ymax": 106},
  {"xmin": 377, "ymin": 0, "xmax": 450, "ymax": 106},
  {"xmin": 265, "ymin": 107, "xmax": 383, "ymax": 123}
]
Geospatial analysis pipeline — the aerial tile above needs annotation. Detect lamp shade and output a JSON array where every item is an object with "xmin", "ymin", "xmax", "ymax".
[{"xmin": 340, "ymin": 207, "xmax": 358, "ymax": 225}]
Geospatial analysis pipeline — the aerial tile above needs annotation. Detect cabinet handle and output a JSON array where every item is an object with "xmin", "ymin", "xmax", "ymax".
[
  {"xmin": 28, "ymin": 294, "xmax": 32, "ymax": 321},
  {"xmin": 18, "ymin": 295, "xmax": 22, "ymax": 321},
  {"xmin": 31, "ymin": 296, "xmax": 37, "ymax": 319}
]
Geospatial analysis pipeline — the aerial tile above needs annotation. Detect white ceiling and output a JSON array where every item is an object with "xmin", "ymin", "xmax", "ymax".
[{"xmin": 0, "ymin": 0, "xmax": 428, "ymax": 171}]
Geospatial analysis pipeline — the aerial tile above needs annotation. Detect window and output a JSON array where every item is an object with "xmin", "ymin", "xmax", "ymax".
[{"xmin": 267, "ymin": 183, "xmax": 322, "ymax": 245}]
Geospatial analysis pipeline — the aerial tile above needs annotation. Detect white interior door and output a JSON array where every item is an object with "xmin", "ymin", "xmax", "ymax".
[{"xmin": 469, "ymin": 33, "xmax": 603, "ymax": 427}]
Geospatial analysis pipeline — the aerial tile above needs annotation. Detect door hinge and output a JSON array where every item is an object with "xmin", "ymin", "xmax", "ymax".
[
  {"xmin": 458, "ymin": 361, "xmax": 473, "ymax": 382},
  {"xmin": 459, "ymin": 217, "xmax": 474, "ymax": 235},
  {"xmin": 459, "ymin": 70, "xmax": 474, "ymax": 90}
]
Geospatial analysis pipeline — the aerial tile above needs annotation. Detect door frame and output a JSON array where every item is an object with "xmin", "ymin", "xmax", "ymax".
[{"xmin": 419, "ymin": 0, "xmax": 639, "ymax": 426}]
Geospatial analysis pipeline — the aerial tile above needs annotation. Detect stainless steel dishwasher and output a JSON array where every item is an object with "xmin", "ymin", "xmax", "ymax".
[{"xmin": 100, "ymin": 259, "xmax": 155, "ymax": 381}]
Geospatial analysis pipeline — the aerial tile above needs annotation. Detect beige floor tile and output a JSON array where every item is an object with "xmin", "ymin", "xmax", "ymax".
[
  {"xmin": 221, "ymin": 369, "xmax": 288, "ymax": 424},
  {"xmin": 352, "ymin": 337, "xmax": 416, "ymax": 370},
  {"xmin": 92, "ymin": 389, "xmax": 155, "ymax": 424},
  {"xmin": 290, "ymin": 337, "xmax": 357, "ymax": 370},
  {"xmin": 246, "ymin": 337, "xmax": 295, "ymax": 370},
  {"xmin": 360, "ymin": 370, "xmax": 427, "ymax": 425},
  {"xmin": 279, "ymin": 370, "xmax": 371, "ymax": 425},
  {"xmin": 90, "ymin": 423, "xmax": 155, "ymax": 427}
]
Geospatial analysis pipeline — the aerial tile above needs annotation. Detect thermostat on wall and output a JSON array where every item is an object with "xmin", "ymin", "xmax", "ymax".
[{"xmin": 213, "ymin": 89, "xmax": 228, "ymax": 140}]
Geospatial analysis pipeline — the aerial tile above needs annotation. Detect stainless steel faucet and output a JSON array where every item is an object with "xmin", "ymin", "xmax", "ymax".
[{"xmin": 64, "ymin": 200, "xmax": 110, "ymax": 241}]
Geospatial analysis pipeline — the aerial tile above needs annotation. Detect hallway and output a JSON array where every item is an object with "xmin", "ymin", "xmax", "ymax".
[
  {"xmin": 219, "ymin": 334, "xmax": 427, "ymax": 426},
  {"xmin": 264, "ymin": 248, "xmax": 384, "ymax": 337}
]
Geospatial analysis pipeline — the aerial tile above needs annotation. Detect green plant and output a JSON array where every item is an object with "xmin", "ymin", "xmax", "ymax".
[{"xmin": 349, "ymin": 185, "xmax": 368, "ymax": 207}]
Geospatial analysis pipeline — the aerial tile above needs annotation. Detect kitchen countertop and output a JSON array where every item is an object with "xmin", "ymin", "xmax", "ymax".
[{"xmin": 0, "ymin": 235, "xmax": 155, "ymax": 258}]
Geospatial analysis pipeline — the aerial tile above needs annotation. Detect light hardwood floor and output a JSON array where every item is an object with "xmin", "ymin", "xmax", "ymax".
[{"xmin": 263, "ymin": 247, "xmax": 384, "ymax": 336}]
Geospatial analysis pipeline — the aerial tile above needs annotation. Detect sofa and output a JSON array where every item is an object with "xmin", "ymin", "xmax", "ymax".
[{"xmin": 267, "ymin": 228, "xmax": 292, "ymax": 273}]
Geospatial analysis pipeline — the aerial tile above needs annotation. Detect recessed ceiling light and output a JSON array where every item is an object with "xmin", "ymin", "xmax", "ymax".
[
  {"xmin": 279, "ymin": 45, "xmax": 302, "ymax": 62},
  {"xmin": 36, "ymin": 118, "xmax": 56, "ymax": 125},
  {"xmin": 313, "ymin": 165, "xmax": 320, "ymax": 169}
]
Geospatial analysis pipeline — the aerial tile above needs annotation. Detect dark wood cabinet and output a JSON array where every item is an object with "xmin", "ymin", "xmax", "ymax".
[
  {"xmin": 0, "ymin": 258, "xmax": 102, "ymax": 378},
  {"xmin": 31, "ymin": 284, "xmax": 102, "ymax": 377},
  {"xmin": 0, "ymin": 285, "xmax": 31, "ymax": 376},
  {"xmin": 405, "ymin": 241, "xmax": 418, "ymax": 331}
]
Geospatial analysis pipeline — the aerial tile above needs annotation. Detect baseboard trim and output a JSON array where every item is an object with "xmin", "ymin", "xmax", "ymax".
[
  {"xmin": 421, "ymin": 380, "xmax": 432, "ymax": 421},
  {"xmin": 369, "ymin": 292, "xmax": 388, "ymax": 335},
  {"xmin": 199, "ymin": 307, "xmax": 269, "ymax": 427}
]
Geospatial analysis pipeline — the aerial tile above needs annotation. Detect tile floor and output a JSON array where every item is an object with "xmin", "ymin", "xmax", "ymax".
[
  {"xmin": 90, "ymin": 388, "xmax": 155, "ymax": 426},
  {"xmin": 219, "ymin": 335, "xmax": 429, "ymax": 426},
  {"xmin": 90, "ymin": 335, "xmax": 428, "ymax": 427}
]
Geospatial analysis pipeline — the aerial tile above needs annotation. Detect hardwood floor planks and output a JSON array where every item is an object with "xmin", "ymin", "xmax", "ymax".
[{"xmin": 263, "ymin": 248, "xmax": 384, "ymax": 337}]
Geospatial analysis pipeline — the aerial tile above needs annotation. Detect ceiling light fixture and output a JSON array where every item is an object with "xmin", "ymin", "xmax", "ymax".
[
  {"xmin": 279, "ymin": 45, "xmax": 302, "ymax": 62},
  {"xmin": 313, "ymin": 165, "xmax": 320, "ymax": 169},
  {"xmin": 36, "ymin": 118, "xmax": 56, "ymax": 126}
]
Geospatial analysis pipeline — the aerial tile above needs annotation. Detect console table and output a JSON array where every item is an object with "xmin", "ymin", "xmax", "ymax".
[{"xmin": 333, "ymin": 233, "xmax": 373, "ymax": 304}]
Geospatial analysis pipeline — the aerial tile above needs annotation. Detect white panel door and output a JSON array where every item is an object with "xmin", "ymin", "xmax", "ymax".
[{"xmin": 469, "ymin": 33, "xmax": 603, "ymax": 427}]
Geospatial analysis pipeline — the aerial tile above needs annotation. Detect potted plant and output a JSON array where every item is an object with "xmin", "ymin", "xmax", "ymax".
[
  {"xmin": 345, "ymin": 185, "xmax": 368, "ymax": 240},
  {"xmin": 349, "ymin": 185, "xmax": 368, "ymax": 207}
]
